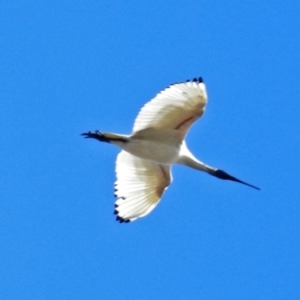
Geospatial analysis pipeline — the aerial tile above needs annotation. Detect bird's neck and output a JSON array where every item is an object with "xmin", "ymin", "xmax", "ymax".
[
  {"xmin": 177, "ymin": 155, "xmax": 215, "ymax": 173},
  {"xmin": 177, "ymin": 142, "xmax": 216, "ymax": 174}
]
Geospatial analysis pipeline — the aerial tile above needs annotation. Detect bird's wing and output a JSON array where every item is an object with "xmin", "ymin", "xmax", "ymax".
[
  {"xmin": 133, "ymin": 78, "xmax": 207, "ymax": 137},
  {"xmin": 114, "ymin": 151, "xmax": 172, "ymax": 222}
]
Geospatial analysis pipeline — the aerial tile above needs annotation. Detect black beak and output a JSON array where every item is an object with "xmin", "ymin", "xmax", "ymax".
[{"xmin": 213, "ymin": 169, "xmax": 260, "ymax": 190}]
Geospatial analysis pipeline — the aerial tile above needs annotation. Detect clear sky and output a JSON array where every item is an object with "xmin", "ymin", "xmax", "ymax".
[{"xmin": 1, "ymin": 1, "xmax": 300, "ymax": 299}]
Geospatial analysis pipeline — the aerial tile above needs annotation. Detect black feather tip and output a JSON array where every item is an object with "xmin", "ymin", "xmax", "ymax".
[
  {"xmin": 169, "ymin": 77, "xmax": 203, "ymax": 87},
  {"xmin": 116, "ymin": 215, "xmax": 130, "ymax": 223},
  {"xmin": 191, "ymin": 77, "xmax": 203, "ymax": 83}
]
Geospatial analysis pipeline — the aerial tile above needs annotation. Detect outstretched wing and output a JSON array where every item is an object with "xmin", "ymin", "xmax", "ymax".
[
  {"xmin": 114, "ymin": 151, "xmax": 172, "ymax": 222},
  {"xmin": 133, "ymin": 78, "xmax": 207, "ymax": 137}
]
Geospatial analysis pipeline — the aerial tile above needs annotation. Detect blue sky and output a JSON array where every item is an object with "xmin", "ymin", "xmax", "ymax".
[{"xmin": 1, "ymin": 1, "xmax": 300, "ymax": 299}]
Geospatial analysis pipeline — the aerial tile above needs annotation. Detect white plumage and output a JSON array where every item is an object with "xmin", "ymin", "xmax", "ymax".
[
  {"xmin": 115, "ymin": 151, "xmax": 171, "ymax": 221},
  {"xmin": 83, "ymin": 78, "xmax": 259, "ymax": 223}
]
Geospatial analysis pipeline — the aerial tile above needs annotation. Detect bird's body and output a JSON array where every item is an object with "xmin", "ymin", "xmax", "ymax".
[
  {"xmin": 115, "ymin": 128, "xmax": 182, "ymax": 164},
  {"xmin": 83, "ymin": 78, "xmax": 259, "ymax": 223}
]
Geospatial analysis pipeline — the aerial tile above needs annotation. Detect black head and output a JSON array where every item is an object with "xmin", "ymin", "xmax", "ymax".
[{"xmin": 214, "ymin": 169, "xmax": 260, "ymax": 190}]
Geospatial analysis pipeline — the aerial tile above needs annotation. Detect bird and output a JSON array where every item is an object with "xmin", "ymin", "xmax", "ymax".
[{"xmin": 82, "ymin": 77, "xmax": 259, "ymax": 223}]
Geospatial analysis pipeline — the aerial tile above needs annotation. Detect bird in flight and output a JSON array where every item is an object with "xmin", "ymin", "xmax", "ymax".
[{"xmin": 82, "ymin": 77, "xmax": 259, "ymax": 223}]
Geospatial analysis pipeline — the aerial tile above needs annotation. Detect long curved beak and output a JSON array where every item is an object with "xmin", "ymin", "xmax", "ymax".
[
  {"xmin": 214, "ymin": 169, "xmax": 260, "ymax": 190},
  {"xmin": 226, "ymin": 174, "xmax": 260, "ymax": 190}
]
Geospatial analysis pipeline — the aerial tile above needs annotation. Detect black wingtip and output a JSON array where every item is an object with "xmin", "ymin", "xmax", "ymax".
[
  {"xmin": 116, "ymin": 215, "xmax": 131, "ymax": 223},
  {"xmin": 116, "ymin": 216, "xmax": 123, "ymax": 223},
  {"xmin": 170, "ymin": 77, "xmax": 204, "ymax": 87},
  {"xmin": 191, "ymin": 77, "xmax": 203, "ymax": 83}
]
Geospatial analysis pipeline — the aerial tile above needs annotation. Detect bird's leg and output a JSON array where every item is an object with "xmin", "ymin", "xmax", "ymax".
[
  {"xmin": 81, "ymin": 131, "xmax": 128, "ymax": 143},
  {"xmin": 81, "ymin": 130, "xmax": 111, "ymax": 143}
]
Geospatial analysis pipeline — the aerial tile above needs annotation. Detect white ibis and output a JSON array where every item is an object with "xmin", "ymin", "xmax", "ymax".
[{"xmin": 82, "ymin": 78, "xmax": 259, "ymax": 223}]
